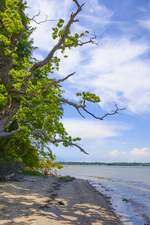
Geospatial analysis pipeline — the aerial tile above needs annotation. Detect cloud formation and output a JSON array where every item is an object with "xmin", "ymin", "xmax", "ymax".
[
  {"xmin": 138, "ymin": 19, "xmax": 150, "ymax": 30},
  {"xmin": 26, "ymin": 0, "xmax": 150, "ymax": 114},
  {"xmin": 63, "ymin": 38, "xmax": 150, "ymax": 113},
  {"xmin": 26, "ymin": 0, "xmax": 150, "ymax": 162},
  {"xmin": 63, "ymin": 118, "xmax": 129, "ymax": 140},
  {"xmin": 110, "ymin": 147, "xmax": 150, "ymax": 162}
]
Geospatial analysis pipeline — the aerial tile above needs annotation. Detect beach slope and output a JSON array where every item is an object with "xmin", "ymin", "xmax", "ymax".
[{"xmin": 0, "ymin": 176, "xmax": 121, "ymax": 225}]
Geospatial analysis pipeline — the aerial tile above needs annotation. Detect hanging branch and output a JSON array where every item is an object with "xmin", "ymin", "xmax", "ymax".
[
  {"xmin": 31, "ymin": 129, "xmax": 88, "ymax": 154},
  {"xmin": 51, "ymin": 138, "xmax": 88, "ymax": 154},
  {"xmin": 56, "ymin": 72, "xmax": 75, "ymax": 83},
  {"xmin": 61, "ymin": 98, "xmax": 125, "ymax": 120}
]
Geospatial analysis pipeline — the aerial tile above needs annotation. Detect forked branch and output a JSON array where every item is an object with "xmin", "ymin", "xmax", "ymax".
[
  {"xmin": 30, "ymin": 1, "xmax": 84, "ymax": 73},
  {"xmin": 21, "ymin": 0, "xmax": 84, "ymax": 92},
  {"xmin": 30, "ymin": 11, "xmax": 57, "ymax": 25},
  {"xmin": 61, "ymin": 98, "xmax": 125, "ymax": 120},
  {"xmin": 78, "ymin": 33, "xmax": 97, "ymax": 46}
]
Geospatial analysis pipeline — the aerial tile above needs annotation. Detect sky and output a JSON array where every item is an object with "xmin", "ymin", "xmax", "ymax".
[{"xmin": 26, "ymin": 0, "xmax": 150, "ymax": 162}]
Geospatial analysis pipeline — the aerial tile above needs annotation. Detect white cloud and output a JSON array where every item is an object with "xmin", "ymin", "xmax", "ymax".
[
  {"xmin": 80, "ymin": 0, "xmax": 112, "ymax": 27},
  {"xmin": 138, "ymin": 19, "xmax": 150, "ymax": 30},
  {"xmin": 109, "ymin": 147, "xmax": 150, "ymax": 162},
  {"xmin": 63, "ymin": 118, "xmax": 129, "ymax": 140},
  {"xmin": 110, "ymin": 149, "xmax": 126, "ymax": 157},
  {"xmin": 53, "ymin": 118, "xmax": 130, "ymax": 160},
  {"xmin": 131, "ymin": 147, "xmax": 150, "ymax": 157},
  {"xmin": 26, "ymin": 0, "xmax": 72, "ymax": 51},
  {"xmin": 64, "ymin": 38, "xmax": 150, "ymax": 114},
  {"xmin": 26, "ymin": 0, "xmax": 112, "ymax": 52},
  {"xmin": 26, "ymin": 0, "xmax": 150, "ymax": 115},
  {"xmin": 87, "ymin": 38, "xmax": 147, "ymax": 73},
  {"xmin": 58, "ymin": 48, "xmax": 83, "ymax": 76}
]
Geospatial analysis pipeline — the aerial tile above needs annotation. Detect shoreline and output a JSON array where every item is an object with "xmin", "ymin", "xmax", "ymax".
[
  {"xmin": 90, "ymin": 178, "xmax": 150, "ymax": 225},
  {"xmin": 0, "ymin": 175, "xmax": 122, "ymax": 225}
]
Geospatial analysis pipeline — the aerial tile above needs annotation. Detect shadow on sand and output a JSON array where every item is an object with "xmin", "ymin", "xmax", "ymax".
[{"xmin": 0, "ymin": 176, "xmax": 121, "ymax": 225}]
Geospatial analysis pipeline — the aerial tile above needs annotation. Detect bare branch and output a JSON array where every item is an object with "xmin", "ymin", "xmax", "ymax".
[
  {"xmin": 28, "ymin": 72, "xmax": 75, "ymax": 98},
  {"xmin": 83, "ymin": 104, "xmax": 125, "ymax": 120},
  {"xmin": 61, "ymin": 98, "xmax": 125, "ymax": 120},
  {"xmin": 30, "ymin": 11, "xmax": 57, "ymax": 25},
  {"xmin": 32, "ymin": 18, "xmax": 57, "ymax": 25},
  {"xmin": 73, "ymin": 0, "xmax": 81, "ymax": 8},
  {"xmin": 78, "ymin": 34, "xmax": 97, "ymax": 46},
  {"xmin": 51, "ymin": 138, "xmax": 88, "ymax": 154},
  {"xmin": 61, "ymin": 98, "xmax": 85, "ymax": 118},
  {"xmin": 56, "ymin": 72, "xmax": 75, "ymax": 83},
  {"xmin": 69, "ymin": 142, "xmax": 88, "ymax": 154},
  {"xmin": 30, "ymin": 11, "xmax": 41, "ymax": 21}
]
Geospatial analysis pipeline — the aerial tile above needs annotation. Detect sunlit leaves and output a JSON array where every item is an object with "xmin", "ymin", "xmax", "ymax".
[
  {"xmin": 0, "ymin": 85, "xmax": 7, "ymax": 109},
  {"xmin": 0, "ymin": 0, "xmax": 100, "ymax": 170},
  {"xmin": 76, "ymin": 91, "xmax": 101, "ymax": 103}
]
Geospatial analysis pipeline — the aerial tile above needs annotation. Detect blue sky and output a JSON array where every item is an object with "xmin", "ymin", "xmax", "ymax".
[{"xmin": 27, "ymin": 0, "xmax": 150, "ymax": 162}]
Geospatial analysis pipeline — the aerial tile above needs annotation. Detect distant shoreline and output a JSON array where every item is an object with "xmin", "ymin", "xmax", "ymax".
[{"xmin": 61, "ymin": 162, "xmax": 150, "ymax": 166}]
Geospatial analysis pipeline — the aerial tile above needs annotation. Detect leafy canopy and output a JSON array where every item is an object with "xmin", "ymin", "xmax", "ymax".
[{"xmin": 0, "ymin": 0, "xmax": 121, "ymax": 169}]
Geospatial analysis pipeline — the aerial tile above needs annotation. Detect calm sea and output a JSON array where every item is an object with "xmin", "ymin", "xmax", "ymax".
[
  {"xmin": 60, "ymin": 165, "xmax": 150, "ymax": 225},
  {"xmin": 60, "ymin": 164, "xmax": 150, "ymax": 183}
]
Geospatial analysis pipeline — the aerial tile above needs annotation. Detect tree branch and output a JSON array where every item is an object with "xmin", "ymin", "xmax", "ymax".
[
  {"xmin": 78, "ymin": 34, "xmax": 97, "ymax": 46},
  {"xmin": 30, "ymin": 11, "xmax": 57, "ymax": 25},
  {"xmin": 56, "ymin": 72, "xmax": 75, "ymax": 83},
  {"xmin": 31, "ymin": 129, "xmax": 88, "ymax": 154},
  {"xmin": 51, "ymin": 138, "xmax": 88, "ymax": 154},
  {"xmin": 73, "ymin": 0, "xmax": 81, "ymax": 8},
  {"xmin": 20, "ymin": 0, "xmax": 84, "ymax": 93},
  {"xmin": 61, "ymin": 98, "xmax": 125, "ymax": 120},
  {"xmin": 70, "ymin": 142, "xmax": 88, "ymax": 154},
  {"xmin": 30, "ymin": 1, "xmax": 84, "ymax": 73},
  {"xmin": 61, "ymin": 98, "xmax": 85, "ymax": 118}
]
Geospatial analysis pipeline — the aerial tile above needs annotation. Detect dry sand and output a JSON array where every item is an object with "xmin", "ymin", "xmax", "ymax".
[{"xmin": 0, "ymin": 176, "xmax": 122, "ymax": 225}]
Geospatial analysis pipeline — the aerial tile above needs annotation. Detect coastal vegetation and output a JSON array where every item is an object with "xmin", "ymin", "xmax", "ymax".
[{"xmin": 0, "ymin": 0, "xmax": 123, "ymax": 177}]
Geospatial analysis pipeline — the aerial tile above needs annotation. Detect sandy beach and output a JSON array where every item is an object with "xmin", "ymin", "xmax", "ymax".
[{"xmin": 0, "ymin": 175, "xmax": 121, "ymax": 225}]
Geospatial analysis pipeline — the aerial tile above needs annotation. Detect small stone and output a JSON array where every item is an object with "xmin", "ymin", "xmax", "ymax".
[{"xmin": 58, "ymin": 200, "xmax": 65, "ymax": 206}]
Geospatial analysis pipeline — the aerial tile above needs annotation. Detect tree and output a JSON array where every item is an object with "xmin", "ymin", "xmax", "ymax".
[{"xmin": 0, "ymin": 0, "xmax": 123, "ymax": 169}]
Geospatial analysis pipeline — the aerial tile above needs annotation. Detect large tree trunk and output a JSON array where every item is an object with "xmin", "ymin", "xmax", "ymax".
[{"xmin": 0, "ymin": 96, "xmax": 20, "ymax": 137}]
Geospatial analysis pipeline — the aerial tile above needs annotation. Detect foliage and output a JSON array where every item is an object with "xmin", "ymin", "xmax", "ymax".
[
  {"xmin": 0, "ymin": 0, "xmax": 121, "ymax": 171},
  {"xmin": 22, "ymin": 168, "xmax": 43, "ymax": 176},
  {"xmin": 0, "ymin": 132, "xmax": 39, "ymax": 168},
  {"xmin": 39, "ymin": 158, "xmax": 63, "ymax": 170},
  {"xmin": 76, "ymin": 92, "xmax": 101, "ymax": 103}
]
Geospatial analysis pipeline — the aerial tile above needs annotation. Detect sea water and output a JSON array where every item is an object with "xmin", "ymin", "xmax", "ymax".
[{"xmin": 60, "ymin": 165, "xmax": 150, "ymax": 225}]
